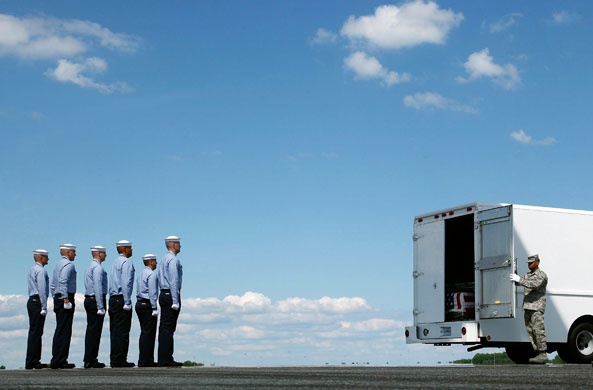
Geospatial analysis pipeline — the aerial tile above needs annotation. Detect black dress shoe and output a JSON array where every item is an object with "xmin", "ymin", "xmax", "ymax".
[
  {"xmin": 84, "ymin": 362, "xmax": 106, "ymax": 368},
  {"xmin": 25, "ymin": 363, "xmax": 48, "ymax": 369},
  {"xmin": 51, "ymin": 363, "xmax": 75, "ymax": 369},
  {"xmin": 111, "ymin": 361, "xmax": 135, "ymax": 368},
  {"xmin": 158, "ymin": 361, "xmax": 183, "ymax": 367},
  {"xmin": 138, "ymin": 362, "xmax": 158, "ymax": 367}
]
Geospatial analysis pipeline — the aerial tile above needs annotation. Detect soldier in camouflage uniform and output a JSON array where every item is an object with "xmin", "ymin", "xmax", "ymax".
[{"xmin": 510, "ymin": 254, "xmax": 548, "ymax": 364}]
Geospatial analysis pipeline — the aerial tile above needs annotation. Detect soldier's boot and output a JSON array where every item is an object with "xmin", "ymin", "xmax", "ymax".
[{"xmin": 528, "ymin": 352, "xmax": 548, "ymax": 364}]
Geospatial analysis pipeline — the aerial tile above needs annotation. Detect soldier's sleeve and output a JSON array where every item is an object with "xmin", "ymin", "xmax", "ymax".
[
  {"xmin": 122, "ymin": 260, "xmax": 134, "ymax": 305},
  {"xmin": 93, "ymin": 266, "xmax": 105, "ymax": 311},
  {"xmin": 169, "ymin": 259, "xmax": 179, "ymax": 305},
  {"xmin": 519, "ymin": 273, "xmax": 547, "ymax": 289},
  {"xmin": 37, "ymin": 269, "xmax": 48, "ymax": 311},
  {"xmin": 148, "ymin": 273, "xmax": 158, "ymax": 309},
  {"xmin": 58, "ymin": 263, "xmax": 72, "ymax": 297}
]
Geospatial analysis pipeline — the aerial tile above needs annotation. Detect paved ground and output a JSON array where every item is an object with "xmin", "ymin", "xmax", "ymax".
[{"xmin": 1, "ymin": 365, "xmax": 593, "ymax": 389}]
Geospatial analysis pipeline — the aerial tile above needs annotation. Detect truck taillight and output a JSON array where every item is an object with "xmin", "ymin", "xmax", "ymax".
[
  {"xmin": 467, "ymin": 207, "xmax": 472, "ymax": 211},
  {"xmin": 423, "ymin": 329, "xmax": 429, "ymax": 336},
  {"xmin": 449, "ymin": 211, "xmax": 454, "ymax": 216},
  {"xmin": 461, "ymin": 327, "xmax": 466, "ymax": 335},
  {"xmin": 405, "ymin": 330, "xmax": 409, "ymax": 337}
]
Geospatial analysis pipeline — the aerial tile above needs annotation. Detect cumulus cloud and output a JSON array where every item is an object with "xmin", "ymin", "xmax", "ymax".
[
  {"xmin": 403, "ymin": 92, "xmax": 477, "ymax": 114},
  {"xmin": 0, "ymin": 13, "xmax": 137, "ymax": 93},
  {"xmin": 45, "ymin": 58, "xmax": 132, "ymax": 93},
  {"xmin": 0, "ymin": 292, "xmax": 403, "ymax": 368},
  {"xmin": 0, "ymin": 13, "xmax": 138, "ymax": 59},
  {"xmin": 341, "ymin": 1, "xmax": 463, "ymax": 50},
  {"xmin": 310, "ymin": 28, "xmax": 338, "ymax": 45},
  {"xmin": 551, "ymin": 11, "xmax": 580, "ymax": 25},
  {"xmin": 457, "ymin": 48, "xmax": 520, "ymax": 90},
  {"xmin": 510, "ymin": 129, "xmax": 557, "ymax": 145},
  {"xmin": 488, "ymin": 13, "xmax": 522, "ymax": 33},
  {"xmin": 344, "ymin": 51, "xmax": 410, "ymax": 86}
]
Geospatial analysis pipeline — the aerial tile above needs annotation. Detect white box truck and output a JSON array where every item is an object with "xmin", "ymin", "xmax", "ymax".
[{"xmin": 405, "ymin": 202, "xmax": 593, "ymax": 364}]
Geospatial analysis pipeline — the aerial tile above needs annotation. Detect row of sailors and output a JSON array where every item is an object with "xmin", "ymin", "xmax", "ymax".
[{"xmin": 25, "ymin": 236, "xmax": 183, "ymax": 369}]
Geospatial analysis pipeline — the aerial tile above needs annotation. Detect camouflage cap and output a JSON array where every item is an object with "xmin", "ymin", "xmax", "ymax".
[{"xmin": 527, "ymin": 254, "xmax": 540, "ymax": 263}]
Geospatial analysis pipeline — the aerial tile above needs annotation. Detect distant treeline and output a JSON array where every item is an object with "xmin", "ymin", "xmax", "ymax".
[{"xmin": 451, "ymin": 352, "xmax": 563, "ymax": 365}]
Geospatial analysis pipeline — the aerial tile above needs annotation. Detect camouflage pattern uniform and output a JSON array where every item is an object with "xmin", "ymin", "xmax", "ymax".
[{"xmin": 519, "ymin": 268, "xmax": 548, "ymax": 353}]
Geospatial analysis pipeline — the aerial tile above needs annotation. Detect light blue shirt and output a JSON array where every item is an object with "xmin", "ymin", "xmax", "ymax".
[
  {"xmin": 84, "ymin": 259, "xmax": 108, "ymax": 311},
  {"xmin": 50, "ymin": 256, "xmax": 77, "ymax": 297},
  {"xmin": 158, "ymin": 251, "xmax": 183, "ymax": 305},
  {"xmin": 137, "ymin": 266, "xmax": 159, "ymax": 309},
  {"xmin": 28, "ymin": 262, "xmax": 49, "ymax": 311},
  {"xmin": 109, "ymin": 254, "xmax": 135, "ymax": 305}
]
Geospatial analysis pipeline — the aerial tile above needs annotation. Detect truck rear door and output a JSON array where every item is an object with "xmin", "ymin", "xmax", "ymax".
[
  {"xmin": 413, "ymin": 220, "xmax": 445, "ymax": 323},
  {"xmin": 477, "ymin": 205, "xmax": 515, "ymax": 319}
]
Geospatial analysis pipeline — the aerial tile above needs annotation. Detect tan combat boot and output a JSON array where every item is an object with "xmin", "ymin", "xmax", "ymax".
[{"xmin": 528, "ymin": 352, "xmax": 548, "ymax": 364}]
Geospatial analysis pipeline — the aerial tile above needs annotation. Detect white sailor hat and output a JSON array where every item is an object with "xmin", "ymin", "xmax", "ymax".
[
  {"xmin": 60, "ymin": 243, "xmax": 76, "ymax": 250},
  {"xmin": 33, "ymin": 249, "xmax": 48, "ymax": 256},
  {"xmin": 164, "ymin": 236, "xmax": 180, "ymax": 243},
  {"xmin": 115, "ymin": 240, "xmax": 132, "ymax": 247},
  {"xmin": 91, "ymin": 246, "xmax": 106, "ymax": 253},
  {"xmin": 142, "ymin": 253, "xmax": 157, "ymax": 260}
]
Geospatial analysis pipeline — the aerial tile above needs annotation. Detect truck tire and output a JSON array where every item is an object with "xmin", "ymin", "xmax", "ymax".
[
  {"xmin": 565, "ymin": 322, "xmax": 593, "ymax": 363},
  {"xmin": 505, "ymin": 344, "xmax": 536, "ymax": 364}
]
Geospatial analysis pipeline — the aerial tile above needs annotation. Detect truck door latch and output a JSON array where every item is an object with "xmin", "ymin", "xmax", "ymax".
[{"xmin": 413, "ymin": 234, "xmax": 420, "ymax": 241}]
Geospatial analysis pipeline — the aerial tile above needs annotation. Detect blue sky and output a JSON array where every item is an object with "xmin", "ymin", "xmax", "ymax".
[{"xmin": 1, "ymin": 1, "xmax": 592, "ymax": 368}]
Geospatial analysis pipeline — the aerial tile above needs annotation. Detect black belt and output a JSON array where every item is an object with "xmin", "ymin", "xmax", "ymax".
[
  {"xmin": 30, "ymin": 294, "xmax": 40, "ymax": 299},
  {"xmin": 111, "ymin": 294, "xmax": 123, "ymax": 297},
  {"xmin": 137, "ymin": 298, "xmax": 150, "ymax": 302},
  {"xmin": 85, "ymin": 294, "xmax": 106, "ymax": 298},
  {"xmin": 161, "ymin": 289, "xmax": 171, "ymax": 292}
]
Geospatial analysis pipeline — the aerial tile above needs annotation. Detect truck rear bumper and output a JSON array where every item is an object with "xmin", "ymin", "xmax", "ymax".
[{"xmin": 405, "ymin": 322, "xmax": 480, "ymax": 344}]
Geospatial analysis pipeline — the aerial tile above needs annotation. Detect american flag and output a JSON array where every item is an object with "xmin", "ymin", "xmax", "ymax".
[{"xmin": 447, "ymin": 292, "xmax": 475, "ymax": 314}]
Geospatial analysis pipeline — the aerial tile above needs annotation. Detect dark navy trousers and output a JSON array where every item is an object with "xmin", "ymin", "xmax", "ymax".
[
  {"xmin": 50, "ymin": 293, "xmax": 75, "ymax": 367},
  {"xmin": 157, "ymin": 290, "xmax": 180, "ymax": 362},
  {"xmin": 84, "ymin": 295, "xmax": 106, "ymax": 363},
  {"xmin": 108, "ymin": 295, "xmax": 132, "ymax": 364},
  {"xmin": 25, "ymin": 295, "xmax": 46, "ymax": 368},
  {"xmin": 136, "ymin": 299, "xmax": 157, "ymax": 364}
]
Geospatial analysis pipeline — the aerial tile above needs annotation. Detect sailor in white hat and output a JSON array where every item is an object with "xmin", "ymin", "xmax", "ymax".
[
  {"xmin": 136, "ymin": 254, "xmax": 159, "ymax": 367},
  {"xmin": 157, "ymin": 236, "xmax": 183, "ymax": 366},
  {"xmin": 108, "ymin": 240, "xmax": 135, "ymax": 367},
  {"xmin": 25, "ymin": 249, "xmax": 50, "ymax": 369},
  {"xmin": 50, "ymin": 244, "xmax": 77, "ymax": 369},
  {"xmin": 83, "ymin": 246, "xmax": 108, "ymax": 368}
]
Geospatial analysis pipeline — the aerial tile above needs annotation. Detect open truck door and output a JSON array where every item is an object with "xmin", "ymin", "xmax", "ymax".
[
  {"xmin": 477, "ymin": 205, "xmax": 515, "ymax": 319},
  {"xmin": 413, "ymin": 220, "xmax": 445, "ymax": 323}
]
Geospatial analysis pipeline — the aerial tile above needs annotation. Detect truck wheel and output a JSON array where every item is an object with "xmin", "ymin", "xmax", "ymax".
[
  {"xmin": 565, "ymin": 322, "xmax": 593, "ymax": 363},
  {"xmin": 505, "ymin": 344, "xmax": 536, "ymax": 364}
]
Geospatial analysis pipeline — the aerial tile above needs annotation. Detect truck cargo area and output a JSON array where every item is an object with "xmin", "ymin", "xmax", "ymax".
[{"xmin": 444, "ymin": 214, "xmax": 475, "ymax": 322}]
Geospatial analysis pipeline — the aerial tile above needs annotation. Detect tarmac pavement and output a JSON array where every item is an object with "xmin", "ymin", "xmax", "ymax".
[{"xmin": 1, "ymin": 365, "xmax": 593, "ymax": 389}]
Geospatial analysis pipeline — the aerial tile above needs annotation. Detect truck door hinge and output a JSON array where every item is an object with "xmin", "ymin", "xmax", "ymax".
[
  {"xmin": 413, "ymin": 309, "xmax": 420, "ymax": 316},
  {"xmin": 413, "ymin": 234, "xmax": 420, "ymax": 241},
  {"xmin": 413, "ymin": 271, "xmax": 423, "ymax": 278}
]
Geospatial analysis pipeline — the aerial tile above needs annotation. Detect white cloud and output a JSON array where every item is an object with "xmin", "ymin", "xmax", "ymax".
[
  {"xmin": 403, "ymin": 92, "xmax": 477, "ymax": 114},
  {"xmin": 488, "ymin": 13, "xmax": 522, "ymax": 33},
  {"xmin": 340, "ymin": 318, "xmax": 404, "ymax": 332},
  {"xmin": 0, "ymin": 13, "xmax": 138, "ymax": 59},
  {"xmin": 45, "ymin": 58, "xmax": 132, "ymax": 93},
  {"xmin": 310, "ymin": 28, "xmax": 338, "ymax": 45},
  {"xmin": 510, "ymin": 129, "xmax": 557, "ymax": 145},
  {"xmin": 0, "ymin": 292, "xmax": 407, "ymax": 368},
  {"xmin": 551, "ymin": 11, "xmax": 580, "ymax": 25},
  {"xmin": 457, "ymin": 48, "xmax": 520, "ymax": 90},
  {"xmin": 341, "ymin": 1, "xmax": 463, "ymax": 50},
  {"xmin": 0, "ymin": 13, "xmax": 137, "ymax": 93},
  {"xmin": 344, "ymin": 51, "xmax": 410, "ymax": 86}
]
